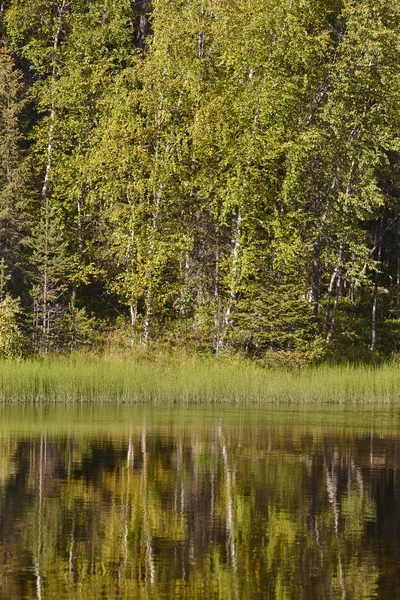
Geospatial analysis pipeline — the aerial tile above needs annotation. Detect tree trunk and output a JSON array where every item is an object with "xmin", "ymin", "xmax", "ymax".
[
  {"xmin": 142, "ymin": 182, "xmax": 162, "ymax": 345},
  {"xmin": 40, "ymin": 1, "xmax": 66, "ymax": 352},
  {"xmin": 0, "ymin": 3, "xmax": 4, "ymax": 44},
  {"xmin": 42, "ymin": 226, "xmax": 49, "ymax": 352},
  {"xmin": 396, "ymin": 255, "xmax": 400, "ymax": 319},
  {"xmin": 223, "ymin": 212, "xmax": 242, "ymax": 332},
  {"xmin": 41, "ymin": 1, "xmax": 66, "ymax": 206},
  {"xmin": 70, "ymin": 284, "xmax": 77, "ymax": 350},
  {"xmin": 312, "ymin": 236, "xmax": 321, "ymax": 317},
  {"xmin": 370, "ymin": 241, "xmax": 382, "ymax": 352},
  {"xmin": 326, "ymin": 243, "xmax": 344, "ymax": 343},
  {"xmin": 142, "ymin": 93, "xmax": 167, "ymax": 344},
  {"xmin": 134, "ymin": 0, "xmax": 151, "ymax": 49},
  {"xmin": 130, "ymin": 301, "xmax": 137, "ymax": 346},
  {"xmin": 214, "ymin": 235, "xmax": 221, "ymax": 356},
  {"xmin": 325, "ymin": 268, "xmax": 338, "ymax": 328}
]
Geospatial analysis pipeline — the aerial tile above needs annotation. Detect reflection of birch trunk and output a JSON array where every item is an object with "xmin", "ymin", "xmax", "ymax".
[
  {"xmin": 35, "ymin": 435, "xmax": 45, "ymax": 600},
  {"xmin": 219, "ymin": 429, "xmax": 237, "ymax": 570},
  {"xmin": 69, "ymin": 504, "xmax": 76, "ymax": 578},
  {"xmin": 324, "ymin": 458, "xmax": 346, "ymax": 599},
  {"xmin": 125, "ymin": 435, "xmax": 134, "ymax": 560},
  {"xmin": 174, "ymin": 438, "xmax": 186, "ymax": 581},
  {"xmin": 370, "ymin": 429, "xmax": 374, "ymax": 469},
  {"xmin": 218, "ymin": 427, "xmax": 240, "ymax": 600},
  {"xmin": 141, "ymin": 428, "xmax": 155, "ymax": 586},
  {"xmin": 325, "ymin": 459, "xmax": 339, "ymax": 535},
  {"xmin": 211, "ymin": 433, "xmax": 217, "ymax": 521},
  {"xmin": 127, "ymin": 434, "xmax": 134, "ymax": 468},
  {"xmin": 350, "ymin": 458, "xmax": 364, "ymax": 497},
  {"xmin": 174, "ymin": 439, "xmax": 185, "ymax": 515},
  {"xmin": 119, "ymin": 435, "xmax": 133, "ymax": 583}
]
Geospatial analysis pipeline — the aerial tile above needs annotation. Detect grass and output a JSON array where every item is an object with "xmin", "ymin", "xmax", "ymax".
[{"xmin": 0, "ymin": 351, "xmax": 400, "ymax": 403}]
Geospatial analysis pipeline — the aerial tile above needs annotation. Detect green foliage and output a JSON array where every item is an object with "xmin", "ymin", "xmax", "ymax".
[
  {"xmin": 0, "ymin": 0, "xmax": 399, "ymax": 359},
  {"xmin": 233, "ymin": 282, "xmax": 319, "ymax": 355},
  {"xmin": 0, "ymin": 47, "xmax": 33, "ymax": 289},
  {"xmin": 0, "ymin": 294, "xmax": 26, "ymax": 358}
]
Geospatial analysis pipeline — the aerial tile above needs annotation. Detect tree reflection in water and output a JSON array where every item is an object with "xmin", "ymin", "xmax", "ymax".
[{"xmin": 0, "ymin": 419, "xmax": 399, "ymax": 599}]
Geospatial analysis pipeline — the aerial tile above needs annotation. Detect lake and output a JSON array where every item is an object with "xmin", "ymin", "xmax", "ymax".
[{"xmin": 0, "ymin": 404, "xmax": 400, "ymax": 599}]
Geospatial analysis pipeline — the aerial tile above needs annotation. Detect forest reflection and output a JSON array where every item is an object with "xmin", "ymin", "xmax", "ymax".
[{"xmin": 0, "ymin": 422, "xmax": 400, "ymax": 599}]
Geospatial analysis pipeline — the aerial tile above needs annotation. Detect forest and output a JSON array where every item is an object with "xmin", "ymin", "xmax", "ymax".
[{"xmin": 0, "ymin": 0, "xmax": 399, "ymax": 363}]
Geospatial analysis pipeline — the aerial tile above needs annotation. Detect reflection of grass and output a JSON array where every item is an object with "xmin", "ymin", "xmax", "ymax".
[
  {"xmin": 0, "ymin": 403, "xmax": 400, "ymax": 443},
  {"xmin": 1, "ymin": 353, "xmax": 400, "ymax": 404}
]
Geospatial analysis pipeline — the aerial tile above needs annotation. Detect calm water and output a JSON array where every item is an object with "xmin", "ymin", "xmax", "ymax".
[{"xmin": 0, "ymin": 404, "xmax": 400, "ymax": 599}]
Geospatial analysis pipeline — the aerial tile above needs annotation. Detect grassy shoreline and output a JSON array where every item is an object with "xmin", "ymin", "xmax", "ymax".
[{"xmin": 0, "ymin": 353, "xmax": 400, "ymax": 403}]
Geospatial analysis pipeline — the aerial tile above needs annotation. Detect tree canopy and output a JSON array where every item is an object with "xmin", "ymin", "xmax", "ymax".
[{"xmin": 0, "ymin": 0, "xmax": 399, "ymax": 361}]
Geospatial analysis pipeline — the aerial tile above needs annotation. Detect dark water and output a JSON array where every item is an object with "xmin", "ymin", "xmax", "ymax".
[{"xmin": 1, "ymin": 405, "xmax": 400, "ymax": 599}]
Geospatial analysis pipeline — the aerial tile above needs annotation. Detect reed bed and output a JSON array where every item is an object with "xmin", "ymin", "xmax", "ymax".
[{"xmin": 0, "ymin": 354, "xmax": 400, "ymax": 403}]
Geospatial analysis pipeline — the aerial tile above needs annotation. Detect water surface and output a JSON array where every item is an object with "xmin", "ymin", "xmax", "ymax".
[{"xmin": 0, "ymin": 404, "xmax": 400, "ymax": 599}]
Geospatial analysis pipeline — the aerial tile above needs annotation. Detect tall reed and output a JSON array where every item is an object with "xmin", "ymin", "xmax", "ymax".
[{"xmin": 0, "ymin": 354, "xmax": 400, "ymax": 403}]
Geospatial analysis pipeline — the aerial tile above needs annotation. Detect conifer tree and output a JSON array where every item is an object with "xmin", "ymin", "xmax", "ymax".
[{"xmin": 0, "ymin": 47, "xmax": 32, "ymax": 293}]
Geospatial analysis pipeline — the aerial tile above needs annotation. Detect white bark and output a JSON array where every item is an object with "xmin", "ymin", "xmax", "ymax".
[
  {"xmin": 40, "ymin": 1, "xmax": 68, "ymax": 351},
  {"xmin": 141, "ymin": 428, "xmax": 155, "ymax": 585},
  {"xmin": 223, "ymin": 213, "xmax": 243, "ymax": 331},
  {"xmin": 35, "ymin": 435, "xmax": 45, "ymax": 600},
  {"xmin": 214, "ymin": 238, "xmax": 221, "ymax": 356}
]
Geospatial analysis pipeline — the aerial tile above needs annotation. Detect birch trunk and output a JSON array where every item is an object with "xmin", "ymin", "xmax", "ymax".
[
  {"xmin": 130, "ymin": 302, "xmax": 138, "ymax": 346},
  {"xmin": 325, "ymin": 157, "xmax": 355, "ymax": 340},
  {"xmin": 198, "ymin": 1, "xmax": 205, "ymax": 61},
  {"xmin": 142, "ymin": 97, "xmax": 166, "ymax": 345},
  {"xmin": 143, "ymin": 183, "xmax": 162, "ymax": 345},
  {"xmin": 312, "ymin": 236, "xmax": 321, "ymax": 317},
  {"xmin": 0, "ymin": 3, "xmax": 4, "ymax": 44},
  {"xmin": 223, "ymin": 212, "xmax": 242, "ymax": 332},
  {"xmin": 214, "ymin": 233, "xmax": 221, "ymax": 356},
  {"xmin": 396, "ymin": 254, "xmax": 400, "ymax": 319},
  {"xmin": 324, "ymin": 269, "xmax": 337, "ymax": 329},
  {"xmin": 370, "ymin": 240, "xmax": 382, "ymax": 352},
  {"xmin": 221, "ymin": 90, "xmax": 261, "ymax": 341},
  {"xmin": 126, "ymin": 190, "xmax": 138, "ymax": 344},
  {"xmin": 326, "ymin": 243, "xmax": 344, "ymax": 342},
  {"xmin": 42, "ymin": 222, "xmax": 49, "ymax": 351},
  {"xmin": 40, "ymin": 1, "xmax": 67, "ymax": 351}
]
